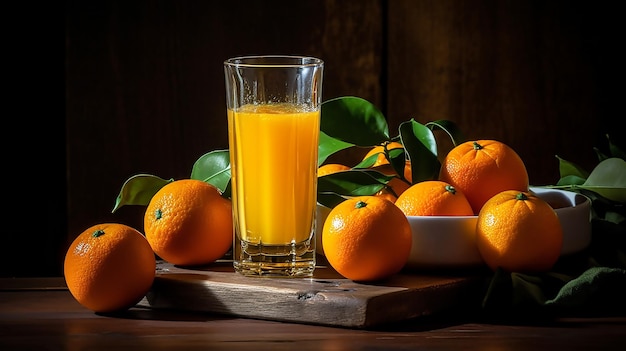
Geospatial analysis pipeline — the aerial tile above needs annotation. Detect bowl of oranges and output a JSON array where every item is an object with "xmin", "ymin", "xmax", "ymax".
[
  {"xmin": 402, "ymin": 186, "xmax": 591, "ymax": 270},
  {"xmin": 316, "ymin": 185, "xmax": 591, "ymax": 272},
  {"xmin": 316, "ymin": 139, "xmax": 592, "ymax": 275}
]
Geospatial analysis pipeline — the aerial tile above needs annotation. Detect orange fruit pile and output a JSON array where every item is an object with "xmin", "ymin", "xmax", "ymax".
[
  {"xmin": 316, "ymin": 138, "xmax": 563, "ymax": 275},
  {"xmin": 322, "ymin": 196, "xmax": 412, "ymax": 281},
  {"xmin": 64, "ymin": 179, "xmax": 234, "ymax": 312},
  {"xmin": 64, "ymin": 223, "xmax": 156, "ymax": 313},
  {"xmin": 395, "ymin": 180, "xmax": 473, "ymax": 216},
  {"xmin": 439, "ymin": 139, "xmax": 529, "ymax": 214},
  {"xmin": 144, "ymin": 179, "xmax": 233, "ymax": 266},
  {"xmin": 363, "ymin": 142, "xmax": 412, "ymax": 201},
  {"xmin": 475, "ymin": 190, "xmax": 563, "ymax": 272}
]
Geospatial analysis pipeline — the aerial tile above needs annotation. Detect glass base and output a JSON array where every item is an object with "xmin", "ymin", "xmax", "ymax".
[{"xmin": 233, "ymin": 240, "xmax": 316, "ymax": 277}]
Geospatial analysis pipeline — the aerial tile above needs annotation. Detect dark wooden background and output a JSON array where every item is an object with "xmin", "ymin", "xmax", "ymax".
[{"xmin": 4, "ymin": 0, "xmax": 622, "ymax": 277}]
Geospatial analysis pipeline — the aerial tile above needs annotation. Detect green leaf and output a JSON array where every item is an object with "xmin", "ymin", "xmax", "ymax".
[
  {"xmin": 387, "ymin": 147, "xmax": 408, "ymax": 180},
  {"xmin": 320, "ymin": 96, "xmax": 389, "ymax": 147},
  {"xmin": 605, "ymin": 210, "xmax": 626, "ymax": 224},
  {"xmin": 354, "ymin": 142, "xmax": 407, "ymax": 174},
  {"xmin": 426, "ymin": 119, "xmax": 465, "ymax": 146},
  {"xmin": 581, "ymin": 157, "xmax": 626, "ymax": 202},
  {"xmin": 545, "ymin": 267, "xmax": 626, "ymax": 316},
  {"xmin": 593, "ymin": 147, "xmax": 610, "ymax": 162},
  {"xmin": 318, "ymin": 131, "xmax": 355, "ymax": 166},
  {"xmin": 399, "ymin": 119, "xmax": 440, "ymax": 183},
  {"xmin": 556, "ymin": 174, "xmax": 587, "ymax": 186},
  {"xmin": 607, "ymin": 134, "xmax": 626, "ymax": 160},
  {"xmin": 354, "ymin": 153, "xmax": 379, "ymax": 169},
  {"xmin": 112, "ymin": 174, "xmax": 174, "ymax": 213},
  {"xmin": 317, "ymin": 170, "xmax": 391, "ymax": 207},
  {"xmin": 190, "ymin": 149, "xmax": 231, "ymax": 194},
  {"xmin": 317, "ymin": 193, "xmax": 349, "ymax": 209},
  {"xmin": 556, "ymin": 155, "xmax": 590, "ymax": 180}
]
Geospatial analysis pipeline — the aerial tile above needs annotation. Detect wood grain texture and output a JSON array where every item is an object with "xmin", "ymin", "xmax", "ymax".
[
  {"xmin": 4, "ymin": 285, "xmax": 626, "ymax": 350},
  {"xmin": 386, "ymin": 0, "xmax": 623, "ymax": 185},
  {"xmin": 139, "ymin": 261, "xmax": 484, "ymax": 328}
]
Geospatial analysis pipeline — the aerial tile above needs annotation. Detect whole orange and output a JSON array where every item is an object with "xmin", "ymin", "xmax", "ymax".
[
  {"xmin": 439, "ymin": 139, "xmax": 529, "ymax": 214},
  {"xmin": 363, "ymin": 141, "xmax": 404, "ymax": 167},
  {"xmin": 475, "ymin": 190, "xmax": 563, "ymax": 272},
  {"xmin": 322, "ymin": 196, "xmax": 412, "ymax": 281},
  {"xmin": 318, "ymin": 163, "xmax": 351, "ymax": 177},
  {"xmin": 64, "ymin": 223, "xmax": 156, "ymax": 313},
  {"xmin": 395, "ymin": 180, "xmax": 474, "ymax": 216},
  {"xmin": 144, "ymin": 179, "xmax": 233, "ymax": 266}
]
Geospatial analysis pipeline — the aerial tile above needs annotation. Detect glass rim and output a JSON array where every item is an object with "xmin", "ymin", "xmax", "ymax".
[{"xmin": 224, "ymin": 55, "xmax": 324, "ymax": 68}]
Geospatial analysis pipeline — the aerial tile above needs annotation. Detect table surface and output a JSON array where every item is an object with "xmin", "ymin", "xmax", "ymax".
[{"xmin": 1, "ymin": 277, "xmax": 625, "ymax": 351}]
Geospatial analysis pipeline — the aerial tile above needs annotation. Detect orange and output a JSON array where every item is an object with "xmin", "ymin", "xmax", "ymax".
[
  {"xmin": 322, "ymin": 196, "xmax": 412, "ymax": 281},
  {"xmin": 439, "ymin": 139, "xmax": 529, "ymax": 214},
  {"xmin": 363, "ymin": 141, "xmax": 404, "ymax": 167},
  {"xmin": 318, "ymin": 163, "xmax": 351, "ymax": 177},
  {"xmin": 373, "ymin": 175, "xmax": 411, "ymax": 202},
  {"xmin": 370, "ymin": 161, "xmax": 413, "ymax": 202},
  {"xmin": 475, "ymin": 190, "xmax": 563, "ymax": 273},
  {"xmin": 395, "ymin": 180, "xmax": 474, "ymax": 216},
  {"xmin": 64, "ymin": 223, "xmax": 156, "ymax": 313},
  {"xmin": 144, "ymin": 179, "xmax": 233, "ymax": 266}
]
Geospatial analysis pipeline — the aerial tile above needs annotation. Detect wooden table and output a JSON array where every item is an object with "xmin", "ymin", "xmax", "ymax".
[{"xmin": 1, "ymin": 277, "xmax": 625, "ymax": 351}]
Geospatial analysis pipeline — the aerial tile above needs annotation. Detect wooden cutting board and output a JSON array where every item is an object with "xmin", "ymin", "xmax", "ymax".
[{"xmin": 139, "ymin": 259, "xmax": 485, "ymax": 328}]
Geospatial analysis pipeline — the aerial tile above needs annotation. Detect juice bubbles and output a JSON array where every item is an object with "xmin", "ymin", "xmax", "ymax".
[{"xmin": 228, "ymin": 103, "xmax": 320, "ymax": 246}]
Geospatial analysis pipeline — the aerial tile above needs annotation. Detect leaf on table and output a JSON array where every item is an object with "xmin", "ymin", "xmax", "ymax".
[
  {"xmin": 112, "ymin": 174, "xmax": 174, "ymax": 213},
  {"xmin": 545, "ymin": 267, "xmax": 626, "ymax": 316}
]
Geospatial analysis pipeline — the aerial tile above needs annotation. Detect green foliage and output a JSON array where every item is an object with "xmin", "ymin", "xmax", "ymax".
[
  {"xmin": 316, "ymin": 97, "xmax": 462, "ymax": 208},
  {"xmin": 190, "ymin": 149, "xmax": 232, "ymax": 197},
  {"xmin": 317, "ymin": 169, "xmax": 393, "ymax": 209},
  {"xmin": 546, "ymin": 135, "xmax": 626, "ymax": 224},
  {"xmin": 111, "ymin": 174, "xmax": 174, "ymax": 213},
  {"xmin": 320, "ymin": 96, "xmax": 390, "ymax": 147}
]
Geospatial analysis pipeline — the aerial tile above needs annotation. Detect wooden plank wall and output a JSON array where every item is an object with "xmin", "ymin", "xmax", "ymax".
[
  {"xmin": 3, "ymin": 0, "xmax": 621, "ymax": 277},
  {"xmin": 386, "ymin": 0, "xmax": 622, "ymax": 185}
]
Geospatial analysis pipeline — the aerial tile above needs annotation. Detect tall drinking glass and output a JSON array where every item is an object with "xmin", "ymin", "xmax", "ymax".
[{"xmin": 224, "ymin": 55, "xmax": 324, "ymax": 277}]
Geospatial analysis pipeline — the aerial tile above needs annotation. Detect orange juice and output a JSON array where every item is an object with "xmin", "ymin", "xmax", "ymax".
[{"xmin": 228, "ymin": 103, "xmax": 320, "ymax": 245}]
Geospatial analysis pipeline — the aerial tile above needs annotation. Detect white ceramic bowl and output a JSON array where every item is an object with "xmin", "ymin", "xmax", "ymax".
[{"xmin": 316, "ymin": 186, "xmax": 591, "ymax": 270}]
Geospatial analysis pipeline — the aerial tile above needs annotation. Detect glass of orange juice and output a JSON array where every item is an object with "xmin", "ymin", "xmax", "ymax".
[{"xmin": 224, "ymin": 55, "xmax": 324, "ymax": 277}]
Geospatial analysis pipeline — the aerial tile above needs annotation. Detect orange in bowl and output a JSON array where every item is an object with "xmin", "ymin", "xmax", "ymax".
[
  {"xmin": 395, "ymin": 180, "xmax": 473, "ymax": 217},
  {"xmin": 439, "ymin": 139, "xmax": 529, "ymax": 214},
  {"xmin": 402, "ymin": 187, "xmax": 590, "ymax": 270}
]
